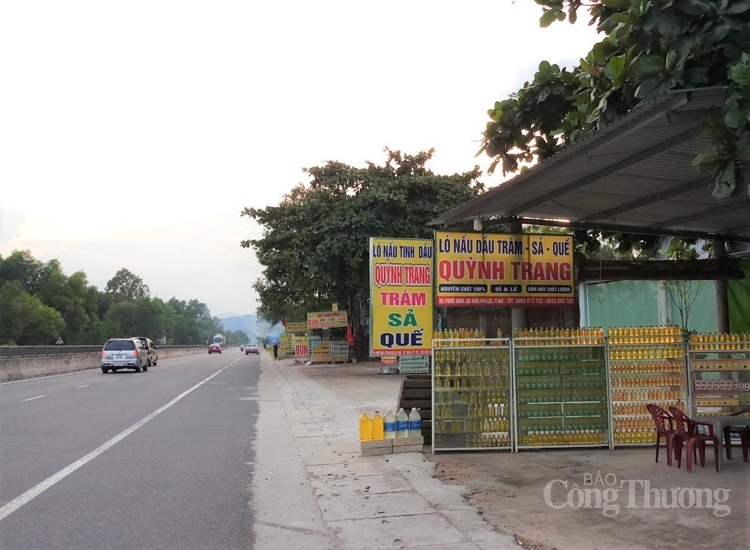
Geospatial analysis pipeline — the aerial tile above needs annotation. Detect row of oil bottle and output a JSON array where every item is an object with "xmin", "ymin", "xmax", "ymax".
[
  {"xmin": 689, "ymin": 332, "xmax": 750, "ymax": 350},
  {"xmin": 441, "ymin": 428, "xmax": 666, "ymax": 446},
  {"xmin": 433, "ymin": 328, "xmax": 607, "ymax": 346},
  {"xmin": 359, "ymin": 408, "xmax": 421, "ymax": 441},
  {"xmin": 433, "ymin": 328, "xmax": 750, "ymax": 350}
]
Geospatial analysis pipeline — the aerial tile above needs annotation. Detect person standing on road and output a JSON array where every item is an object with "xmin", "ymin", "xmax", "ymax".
[{"xmin": 273, "ymin": 342, "xmax": 278, "ymax": 360}]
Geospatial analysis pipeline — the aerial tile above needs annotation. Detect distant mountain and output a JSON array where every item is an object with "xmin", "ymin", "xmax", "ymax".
[
  {"xmin": 218, "ymin": 313, "xmax": 285, "ymax": 342},
  {"xmin": 219, "ymin": 314, "xmax": 257, "ymax": 339},
  {"xmin": 217, "ymin": 312, "xmax": 242, "ymax": 319}
]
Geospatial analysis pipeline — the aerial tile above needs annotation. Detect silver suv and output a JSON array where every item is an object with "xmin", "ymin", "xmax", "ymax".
[
  {"xmin": 133, "ymin": 336, "xmax": 158, "ymax": 366},
  {"xmin": 101, "ymin": 338, "xmax": 149, "ymax": 373}
]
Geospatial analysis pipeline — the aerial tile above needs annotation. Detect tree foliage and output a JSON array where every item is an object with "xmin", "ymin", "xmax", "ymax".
[
  {"xmin": 242, "ymin": 148, "xmax": 484, "ymax": 359},
  {"xmin": 105, "ymin": 268, "xmax": 151, "ymax": 303},
  {"xmin": 0, "ymin": 250, "xmax": 56, "ymax": 295},
  {"xmin": 480, "ymin": 0, "xmax": 750, "ymax": 200},
  {"xmin": 224, "ymin": 330, "xmax": 251, "ymax": 346},
  {"xmin": 0, "ymin": 281, "xmax": 66, "ymax": 345},
  {"xmin": 0, "ymin": 250, "xmax": 226, "ymax": 345}
]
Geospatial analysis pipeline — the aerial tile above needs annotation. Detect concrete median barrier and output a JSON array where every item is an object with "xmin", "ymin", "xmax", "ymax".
[{"xmin": 0, "ymin": 347, "xmax": 208, "ymax": 382}]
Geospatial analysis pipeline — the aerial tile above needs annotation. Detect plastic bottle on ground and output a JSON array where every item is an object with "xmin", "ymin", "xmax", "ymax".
[
  {"xmin": 396, "ymin": 408, "xmax": 409, "ymax": 438},
  {"xmin": 384, "ymin": 410, "xmax": 396, "ymax": 439},
  {"xmin": 359, "ymin": 411, "xmax": 372, "ymax": 442},
  {"xmin": 371, "ymin": 411, "xmax": 384, "ymax": 440},
  {"xmin": 408, "ymin": 408, "xmax": 421, "ymax": 437}
]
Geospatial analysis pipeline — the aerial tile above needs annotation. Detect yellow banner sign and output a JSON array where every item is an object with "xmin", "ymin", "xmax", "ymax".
[
  {"xmin": 295, "ymin": 336, "xmax": 309, "ymax": 359},
  {"xmin": 370, "ymin": 238, "xmax": 433, "ymax": 356},
  {"xmin": 285, "ymin": 322, "xmax": 308, "ymax": 334},
  {"xmin": 435, "ymin": 232, "xmax": 574, "ymax": 306},
  {"xmin": 307, "ymin": 311, "xmax": 348, "ymax": 329},
  {"xmin": 279, "ymin": 334, "xmax": 294, "ymax": 356}
]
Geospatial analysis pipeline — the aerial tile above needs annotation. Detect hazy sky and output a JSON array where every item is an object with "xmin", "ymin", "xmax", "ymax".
[{"xmin": 1, "ymin": 1, "xmax": 600, "ymax": 318}]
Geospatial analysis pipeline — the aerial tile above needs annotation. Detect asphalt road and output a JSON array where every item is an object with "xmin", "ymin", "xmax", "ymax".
[{"xmin": 0, "ymin": 350, "xmax": 261, "ymax": 550}]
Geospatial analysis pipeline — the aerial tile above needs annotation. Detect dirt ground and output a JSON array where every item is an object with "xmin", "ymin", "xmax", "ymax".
[{"xmin": 432, "ymin": 447, "xmax": 749, "ymax": 550}]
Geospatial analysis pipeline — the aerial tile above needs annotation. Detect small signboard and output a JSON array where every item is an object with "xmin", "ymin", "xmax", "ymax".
[
  {"xmin": 55, "ymin": 337, "xmax": 64, "ymax": 345},
  {"xmin": 434, "ymin": 232, "xmax": 575, "ymax": 306},
  {"xmin": 285, "ymin": 322, "xmax": 309, "ymax": 334},
  {"xmin": 307, "ymin": 311, "xmax": 348, "ymax": 329}
]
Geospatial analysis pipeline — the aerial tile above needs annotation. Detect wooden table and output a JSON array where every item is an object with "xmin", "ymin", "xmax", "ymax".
[{"xmin": 691, "ymin": 415, "xmax": 750, "ymax": 471}]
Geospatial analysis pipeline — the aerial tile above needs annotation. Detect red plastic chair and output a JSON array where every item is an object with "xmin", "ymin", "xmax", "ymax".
[
  {"xmin": 646, "ymin": 404, "xmax": 678, "ymax": 466},
  {"xmin": 669, "ymin": 407, "xmax": 719, "ymax": 473}
]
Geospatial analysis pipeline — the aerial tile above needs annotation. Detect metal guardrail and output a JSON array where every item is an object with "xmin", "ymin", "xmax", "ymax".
[{"xmin": 0, "ymin": 345, "xmax": 207, "ymax": 358}]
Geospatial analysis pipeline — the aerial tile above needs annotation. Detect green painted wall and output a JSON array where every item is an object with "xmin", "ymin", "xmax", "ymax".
[
  {"xmin": 587, "ymin": 281, "xmax": 659, "ymax": 331},
  {"xmin": 586, "ymin": 280, "xmax": 718, "ymax": 333}
]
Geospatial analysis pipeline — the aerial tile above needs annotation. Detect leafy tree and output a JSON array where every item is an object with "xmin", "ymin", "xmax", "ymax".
[
  {"xmin": 0, "ymin": 250, "xmax": 51, "ymax": 294},
  {"xmin": 165, "ymin": 298, "xmax": 199, "ymax": 344},
  {"xmin": 243, "ymin": 148, "xmax": 484, "ymax": 360},
  {"xmin": 0, "ymin": 250, "xmax": 223, "ymax": 345},
  {"xmin": 225, "ymin": 330, "xmax": 250, "ymax": 346},
  {"xmin": 163, "ymin": 298, "xmax": 222, "ymax": 345},
  {"xmin": 0, "ymin": 281, "xmax": 65, "ymax": 345},
  {"xmin": 104, "ymin": 298, "xmax": 166, "ymax": 339},
  {"xmin": 480, "ymin": 0, "xmax": 750, "ymax": 200},
  {"xmin": 105, "ymin": 268, "xmax": 150, "ymax": 303},
  {"xmin": 35, "ymin": 267, "xmax": 102, "ymax": 344}
]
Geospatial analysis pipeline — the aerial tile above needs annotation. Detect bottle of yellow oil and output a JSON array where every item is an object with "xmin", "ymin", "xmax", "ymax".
[
  {"xmin": 371, "ymin": 411, "xmax": 384, "ymax": 440},
  {"xmin": 359, "ymin": 411, "xmax": 372, "ymax": 442}
]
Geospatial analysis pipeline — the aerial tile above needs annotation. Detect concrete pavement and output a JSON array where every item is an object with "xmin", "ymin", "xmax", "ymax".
[{"xmin": 251, "ymin": 351, "xmax": 517, "ymax": 550}]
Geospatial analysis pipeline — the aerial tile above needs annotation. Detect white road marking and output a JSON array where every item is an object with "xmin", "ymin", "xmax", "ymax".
[
  {"xmin": 22, "ymin": 395, "xmax": 46, "ymax": 402},
  {"xmin": 133, "ymin": 374, "xmax": 140, "ymax": 376},
  {"xmin": 109, "ymin": 378, "xmax": 119, "ymax": 381},
  {"xmin": 0, "ymin": 370, "xmax": 89, "ymax": 385},
  {"xmin": 0, "ymin": 357, "xmax": 242, "ymax": 523},
  {"xmin": 76, "ymin": 385, "xmax": 90, "ymax": 389}
]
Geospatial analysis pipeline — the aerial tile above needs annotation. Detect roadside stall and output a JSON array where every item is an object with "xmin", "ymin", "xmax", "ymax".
[{"xmin": 306, "ymin": 311, "xmax": 350, "ymax": 364}]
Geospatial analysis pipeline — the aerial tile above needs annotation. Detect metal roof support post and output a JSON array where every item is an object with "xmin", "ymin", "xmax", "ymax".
[
  {"xmin": 713, "ymin": 237, "xmax": 730, "ymax": 333},
  {"xmin": 509, "ymin": 220, "xmax": 526, "ymax": 335},
  {"xmin": 657, "ymin": 282, "xmax": 670, "ymax": 326}
]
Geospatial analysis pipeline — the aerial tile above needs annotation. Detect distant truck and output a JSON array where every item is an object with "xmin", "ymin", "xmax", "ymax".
[{"xmin": 213, "ymin": 334, "xmax": 225, "ymax": 347}]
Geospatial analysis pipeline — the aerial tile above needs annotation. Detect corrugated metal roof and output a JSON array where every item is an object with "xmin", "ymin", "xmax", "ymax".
[{"xmin": 430, "ymin": 87, "xmax": 750, "ymax": 243}]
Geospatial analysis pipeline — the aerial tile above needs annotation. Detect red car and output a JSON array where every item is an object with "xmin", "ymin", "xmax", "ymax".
[{"xmin": 208, "ymin": 343, "xmax": 222, "ymax": 354}]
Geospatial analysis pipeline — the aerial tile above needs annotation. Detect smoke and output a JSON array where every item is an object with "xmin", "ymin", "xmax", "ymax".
[{"xmin": 256, "ymin": 318, "xmax": 284, "ymax": 339}]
